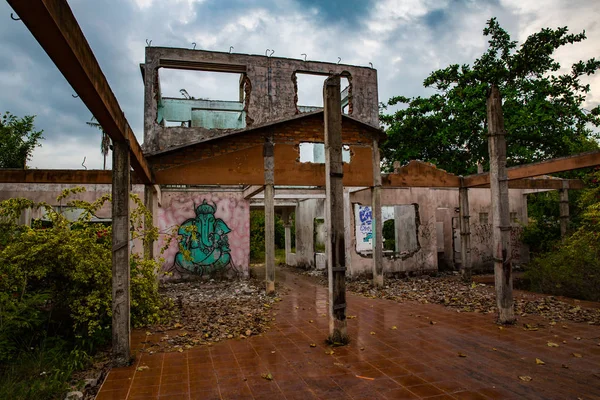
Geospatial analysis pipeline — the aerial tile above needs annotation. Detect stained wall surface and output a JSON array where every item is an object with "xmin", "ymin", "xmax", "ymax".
[
  {"xmin": 143, "ymin": 47, "xmax": 379, "ymax": 153},
  {"xmin": 287, "ymin": 187, "xmax": 530, "ymax": 277},
  {"xmin": 157, "ymin": 191, "xmax": 250, "ymax": 279}
]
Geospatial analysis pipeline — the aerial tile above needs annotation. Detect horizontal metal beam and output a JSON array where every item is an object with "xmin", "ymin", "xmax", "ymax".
[
  {"xmin": 7, "ymin": 0, "xmax": 152, "ymax": 184},
  {"xmin": 464, "ymin": 151, "xmax": 600, "ymax": 188}
]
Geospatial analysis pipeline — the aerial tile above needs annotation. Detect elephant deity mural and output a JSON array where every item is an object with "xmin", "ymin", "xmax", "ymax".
[
  {"xmin": 158, "ymin": 193, "xmax": 250, "ymax": 279},
  {"xmin": 175, "ymin": 200, "xmax": 233, "ymax": 275}
]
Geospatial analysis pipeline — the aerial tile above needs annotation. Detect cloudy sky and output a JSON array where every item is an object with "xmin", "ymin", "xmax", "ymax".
[{"xmin": 1, "ymin": 0, "xmax": 599, "ymax": 170}]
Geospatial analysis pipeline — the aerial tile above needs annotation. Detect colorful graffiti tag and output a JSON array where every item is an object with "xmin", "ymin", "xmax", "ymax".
[{"xmin": 175, "ymin": 200, "xmax": 232, "ymax": 275}]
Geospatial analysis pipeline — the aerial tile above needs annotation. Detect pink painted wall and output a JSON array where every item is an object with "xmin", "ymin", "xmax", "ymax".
[{"xmin": 157, "ymin": 191, "xmax": 250, "ymax": 279}]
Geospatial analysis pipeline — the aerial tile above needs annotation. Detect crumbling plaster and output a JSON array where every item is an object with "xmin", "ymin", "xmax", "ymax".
[{"xmin": 142, "ymin": 47, "xmax": 378, "ymax": 153}]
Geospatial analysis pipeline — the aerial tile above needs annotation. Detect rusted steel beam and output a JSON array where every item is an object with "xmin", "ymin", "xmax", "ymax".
[
  {"xmin": 464, "ymin": 150, "xmax": 600, "ymax": 188},
  {"xmin": 7, "ymin": 0, "xmax": 152, "ymax": 184},
  {"xmin": 0, "ymin": 169, "xmax": 142, "ymax": 184}
]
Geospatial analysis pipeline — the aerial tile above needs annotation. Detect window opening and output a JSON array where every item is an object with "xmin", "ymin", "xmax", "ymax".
[
  {"xmin": 299, "ymin": 142, "xmax": 351, "ymax": 163},
  {"xmin": 157, "ymin": 69, "xmax": 247, "ymax": 130},
  {"xmin": 294, "ymin": 72, "xmax": 351, "ymax": 113}
]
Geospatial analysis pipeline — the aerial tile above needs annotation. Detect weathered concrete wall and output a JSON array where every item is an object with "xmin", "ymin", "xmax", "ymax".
[
  {"xmin": 0, "ymin": 183, "xmax": 146, "ymax": 254},
  {"xmin": 143, "ymin": 47, "xmax": 378, "ymax": 153},
  {"xmin": 293, "ymin": 198, "xmax": 325, "ymax": 269},
  {"xmin": 157, "ymin": 191, "xmax": 250, "ymax": 280},
  {"xmin": 349, "ymin": 188, "xmax": 438, "ymax": 276},
  {"xmin": 284, "ymin": 187, "xmax": 531, "ymax": 276}
]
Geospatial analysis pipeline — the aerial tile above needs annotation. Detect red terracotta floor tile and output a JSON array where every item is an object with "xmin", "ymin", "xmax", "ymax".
[{"xmin": 95, "ymin": 268, "xmax": 600, "ymax": 400}]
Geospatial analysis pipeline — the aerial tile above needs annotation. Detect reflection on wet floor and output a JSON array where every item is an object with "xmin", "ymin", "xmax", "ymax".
[{"xmin": 96, "ymin": 267, "xmax": 600, "ymax": 399}]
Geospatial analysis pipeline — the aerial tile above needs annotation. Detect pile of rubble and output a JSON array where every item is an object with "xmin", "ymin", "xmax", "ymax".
[{"xmin": 141, "ymin": 278, "xmax": 280, "ymax": 353}]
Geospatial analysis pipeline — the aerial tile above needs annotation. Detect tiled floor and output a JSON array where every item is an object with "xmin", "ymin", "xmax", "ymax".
[{"xmin": 96, "ymin": 269, "xmax": 600, "ymax": 399}]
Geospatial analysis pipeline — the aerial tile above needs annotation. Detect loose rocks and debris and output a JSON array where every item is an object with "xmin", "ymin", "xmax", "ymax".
[
  {"xmin": 141, "ymin": 278, "xmax": 279, "ymax": 353},
  {"xmin": 282, "ymin": 266, "xmax": 600, "ymax": 325},
  {"xmin": 347, "ymin": 276, "xmax": 600, "ymax": 325}
]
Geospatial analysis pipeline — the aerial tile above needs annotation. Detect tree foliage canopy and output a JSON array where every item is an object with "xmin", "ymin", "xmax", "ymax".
[
  {"xmin": 380, "ymin": 18, "xmax": 600, "ymax": 175},
  {"xmin": 0, "ymin": 112, "xmax": 44, "ymax": 169}
]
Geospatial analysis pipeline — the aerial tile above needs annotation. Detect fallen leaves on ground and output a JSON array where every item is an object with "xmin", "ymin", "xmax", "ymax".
[
  {"xmin": 519, "ymin": 376, "xmax": 532, "ymax": 382},
  {"xmin": 535, "ymin": 358, "xmax": 545, "ymax": 365},
  {"xmin": 140, "ymin": 278, "xmax": 278, "ymax": 353},
  {"xmin": 458, "ymin": 352, "xmax": 467, "ymax": 357},
  {"xmin": 261, "ymin": 373, "xmax": 273, "ymax": 381},
  {"xmin": 547, "ymin": 342, "xmax": 559, "ymax": 347},
  {"xmin": 341, "ymin": 275, "xmax": 600, "ymax": 325},
  {"xmin": 572, "ymin": 353, "xmax": 583, "ymax": 358}
]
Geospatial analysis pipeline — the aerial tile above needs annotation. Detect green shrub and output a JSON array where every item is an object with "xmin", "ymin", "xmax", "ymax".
[
  {"xmin": 525, "ymin": 171, "xmax": 600, "ymax": 301},
  {"xmin": 0, "ymin": 188, "xmax": 167, "ymax": 363}
]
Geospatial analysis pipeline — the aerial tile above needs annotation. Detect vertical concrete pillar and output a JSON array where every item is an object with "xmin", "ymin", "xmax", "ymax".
[
  {"xmin": 264, "ymin": 135, "xmax": 275, "ymax": 294},
  {"xmin": 459, "ymin": 182, "xmax": 472, "ymax": 282},
  {"xmin": 282, "ymin": 210, "xmax": 292, "ymax": 265},
  {"xmin": 559, "ymin": 184, "xmax": 569, "ymax": 238},
  {"xmin": 372, "ymin": 138, "xmax": 384, "ymax": 287},
  {"xmin": 112, "ymin": 140, "xmax": 131, "ymax": 366},
  {"xmin": 324, "ymin": 75, "xmax": 348, "ymax": 344},
  {"xmin": 143, "ymin": 185, "xmax": 155, "ymax": 260},
  {"xmin": 487, "ymin": 85, "xmax": 515, "ymax": 324}
]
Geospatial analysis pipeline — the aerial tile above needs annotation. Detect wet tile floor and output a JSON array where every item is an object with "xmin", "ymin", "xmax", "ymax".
[{"xmin": 96, "ymin": 269, "xmax": 600, "ymax": 399}]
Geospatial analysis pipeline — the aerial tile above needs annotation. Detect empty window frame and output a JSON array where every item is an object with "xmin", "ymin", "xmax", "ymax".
[
  {"xmin": 157, "ymin": 69, "xmax": 247, "ymax": 129},
  {"xmin": 355, "ymin": 204, "xmax": 418, "ymax": 254},
  {"xmin": 294, "ymin": 72, "xmax": 350, "ymax": 113},
  {"xmin": 299, "ymin": 143, "xmax": 351, "ymax": 163}
]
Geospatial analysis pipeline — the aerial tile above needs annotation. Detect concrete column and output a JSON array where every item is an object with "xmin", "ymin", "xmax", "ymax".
[
  {"xmin": 487, "ymin": 85, "xmax": 515, "ymax": 324},
  {"xmin": 282, "ymin": 210, "xmax": 292, "ymax": 265},
  {"xmin": 143, "ymin": 185, "xmax": 155, "ymax": 260},
  {"xmin": 324, "ymin": 75, "xmax": 347, "ymax": 344},
  {"xmin": 459, "ymin": 183, "xmax": 472, "ymax": 282},
  {"xmin": 372, "ymin": 138, "xmax": 384, "ymax": 287},
  {"xmin": 264, "ymin": 136, "xmax": 275, "ymax": 294},
  {"xmin": 559, "ymin": 185, "xmax": 569, "ymax": 238},
  {"xmin": 112, "ymin": 140, "xmax": 131, "ymax": 366}
]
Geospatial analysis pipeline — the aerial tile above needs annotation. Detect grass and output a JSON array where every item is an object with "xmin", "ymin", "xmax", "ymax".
[
  {"xmin": 0, "ymin": 337, "xmax": 92, "ymax": 400},
  {"xmin": 250, "ymin": 247, "xmax": 291, "ymax": 265}
]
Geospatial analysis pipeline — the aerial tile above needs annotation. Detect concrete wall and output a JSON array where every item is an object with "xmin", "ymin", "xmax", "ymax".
[
  {"xmin": 0, "ymin": 183, "xmax": 146, "ymax": 254},
  {"xmin": 143, "ymin": 47, "xmax": 379, "ymax": 153},
  {"xmin": 287, "ymin": 186, "xmax": 530, "ymax": 277},
  {"xmin": 293, "ymin": 198, "xmax": 325, "ymax": 269},
  {"xmin": 158, "ymin": 191, "xmax": 250, "ymax": 279}
]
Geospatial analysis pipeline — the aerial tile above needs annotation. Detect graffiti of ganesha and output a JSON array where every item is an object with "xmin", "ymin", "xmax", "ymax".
[{"xmin": 175, "ymin": 200, "xmax": 233, "ymax": 275}]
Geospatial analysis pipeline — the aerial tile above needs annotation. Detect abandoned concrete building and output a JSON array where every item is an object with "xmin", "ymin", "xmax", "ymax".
[{"xmin": 2, "ymin": 47, "xmax": 582, "ymax": 281}]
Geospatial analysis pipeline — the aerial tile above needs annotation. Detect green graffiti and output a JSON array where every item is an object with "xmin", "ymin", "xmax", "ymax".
[{"xmin": 175, "ymin": 200, "xmax": 232, "ymax": 275}]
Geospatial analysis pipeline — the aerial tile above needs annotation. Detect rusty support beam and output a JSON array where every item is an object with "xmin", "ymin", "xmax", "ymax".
[
  {"xmin": 7, "ymin": 0, "xmax": 152, "ymax": 184},
  {"xmin": 459, "ymin": 180, "xmax": 472, "ymax": 282},
  {"xmin": 464, "ymin": 150, "xmax": 600, "ymax": 188}
]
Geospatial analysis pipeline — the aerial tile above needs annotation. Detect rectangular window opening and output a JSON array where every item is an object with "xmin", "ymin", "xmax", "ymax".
[
  {"xmin": 299, "ymin": 142, "xmax": 351, "ymax": 163},
  {"xmin": 157, "ymin": 69, "xmax": 247, "ymax": 130},
  {"xmin": 355, "ymin": 204, "xmax": 419, "ymax": 255},
  {"xmin": 295, "ymin": 73, "xmax": 350, "ymax": 114}
]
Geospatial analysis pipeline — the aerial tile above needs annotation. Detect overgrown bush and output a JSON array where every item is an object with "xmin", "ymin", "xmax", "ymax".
[
  {"xmin": 249, "ymin": 210, "xmax": 293, "ymax": 262},
  {"xmin": 525, "ymin": 171, "xmax": 600, "ymax": 301},
  {"xmin": 0, "ymin": 188, "xmax": 166, "ymax": 364}
]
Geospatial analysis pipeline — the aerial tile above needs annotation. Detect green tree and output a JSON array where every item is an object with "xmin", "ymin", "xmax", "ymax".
[
  {"xmin": 0, "ymin": 112, "xmax": 44, "ymax": 169},
  {"xmin": 86, "ymin": 116, "xmax": 111, "ymax": 170},
  {"xmin": 381, "ymin": 18, "xmax": 600, "ymax": 175}
]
